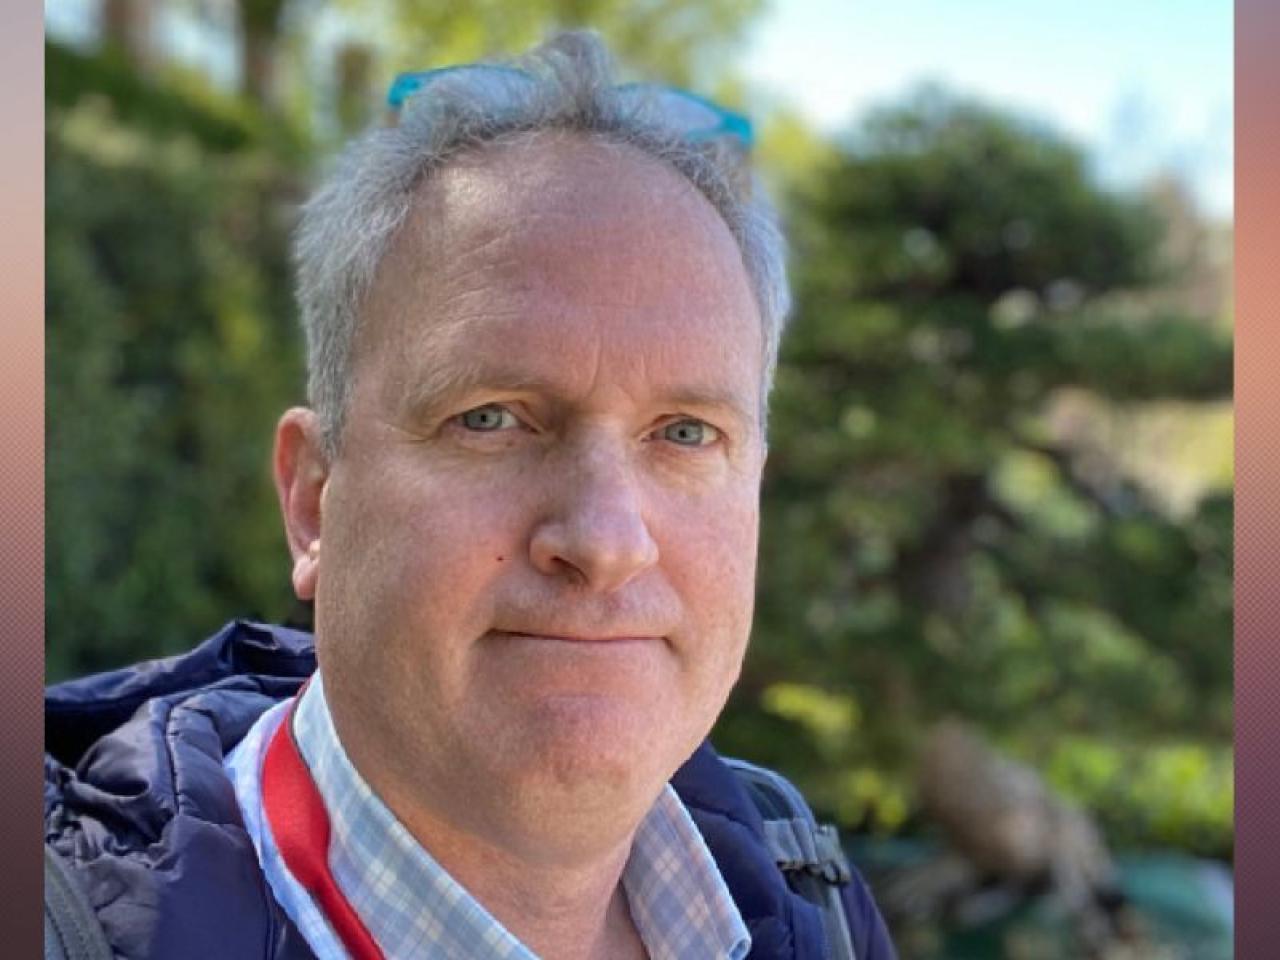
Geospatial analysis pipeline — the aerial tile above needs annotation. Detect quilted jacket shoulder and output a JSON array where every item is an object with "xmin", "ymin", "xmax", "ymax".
[{"xmin": 45, "ymin": 622, "xmax": 316, "ymax": 960}]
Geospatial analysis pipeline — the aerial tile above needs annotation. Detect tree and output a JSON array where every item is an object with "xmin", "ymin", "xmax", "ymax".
[
  {"xmin": 237, "ymin": 0, "xmax": 293, "ymax": 106},
  {"xmin": 315, "ymin": 0, "xmax": 764, "ymax": 132},
  {"xmin": 46, "ymin": 92, "xmax": 304, "ymax": 678},
  {"xmin": 362, "ymin": 0, "xmax": 762, "ymax": 85},
  {"xmin": 713, "ymin": 89, "xmax": 1233, "ymax": 855}
]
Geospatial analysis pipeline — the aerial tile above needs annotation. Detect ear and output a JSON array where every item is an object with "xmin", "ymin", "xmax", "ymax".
[{"xmin": 274, "ymin": 407, "xmax": 330, "ymax": 602}]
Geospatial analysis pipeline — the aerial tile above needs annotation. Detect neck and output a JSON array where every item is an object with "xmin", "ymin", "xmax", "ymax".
[
  {"xmin": 391, "ymin": 806, "xmax": 648, "ymax": 960},
  {"xmin": 323, "ymin": 689, "xmax": 652, "ymax": 960}
]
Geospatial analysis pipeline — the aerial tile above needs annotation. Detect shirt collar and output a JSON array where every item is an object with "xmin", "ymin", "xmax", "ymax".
[{"xmin": 292, "ymin": 671, "xmax": 751, "ymax": 960}]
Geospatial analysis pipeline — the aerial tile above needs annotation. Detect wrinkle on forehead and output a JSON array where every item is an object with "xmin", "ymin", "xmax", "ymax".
[
  {"xmin": 363, "ymin": 132, "xmax": 742, "ymax": 320},
  {"xmin": 438, "ymin": 130, "xmax": 702, "ymax": 218}
]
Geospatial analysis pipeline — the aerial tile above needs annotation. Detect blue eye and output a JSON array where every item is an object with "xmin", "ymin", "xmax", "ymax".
[
  {"xmin": 662, "ymin": 419, "xmax": 718, "ymax": 446},
  {"xmin": 458, "ymin": 404, "xmax": 518, "ymax": 431}
]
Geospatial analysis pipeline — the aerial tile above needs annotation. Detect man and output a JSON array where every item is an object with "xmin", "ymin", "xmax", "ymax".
[{"xmin": 44, "ymin": 32, "xmax": 896, "ymax": 960}]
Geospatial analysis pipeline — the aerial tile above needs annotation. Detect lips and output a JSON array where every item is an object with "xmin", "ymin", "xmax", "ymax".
[{"xmin": 490, "ymin": 630, "xmax": 661, "ymax": 645}]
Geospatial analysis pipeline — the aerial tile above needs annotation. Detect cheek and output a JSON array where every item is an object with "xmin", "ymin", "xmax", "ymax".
[
  {"xmin": 658, "ymin": 493, "xmax": 759, "ymax": 743},
  {"xmin": 664, "ymin": 489, "xmax": 760, "ymax": 634},
  {"xmin": 322, "ymin": 465, "xmax": 527, "ymax": 633}
]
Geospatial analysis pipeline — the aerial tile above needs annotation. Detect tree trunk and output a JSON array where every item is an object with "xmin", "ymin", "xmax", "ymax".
[
  {"xmin": 240, "ymin": 29, "xmax": 276, "ymax": 107},
  {"xmin": 236, "ymin": 0, "xmax": 289, "ymax": 109},
  {"xmin": 335, "ymin": 42, "xmax": 375, "ymax": 134},
  {"xmin": 100, "ymin": 0, "xmax": 155, "ymax": 73}
]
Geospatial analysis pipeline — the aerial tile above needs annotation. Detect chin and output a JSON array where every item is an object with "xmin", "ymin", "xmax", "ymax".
[{"xmin": 499, "ymin": 695, "xmax": 676, "ymax": 801}]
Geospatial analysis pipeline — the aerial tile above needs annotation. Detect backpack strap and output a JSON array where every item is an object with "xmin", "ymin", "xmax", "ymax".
[
  {"xmin": 44, "ymin": 845, "xmax": 113, "ymax": 960},
  {"xmin": 724, "ymin": 756, "xmax": 858, "ymax": 960}
]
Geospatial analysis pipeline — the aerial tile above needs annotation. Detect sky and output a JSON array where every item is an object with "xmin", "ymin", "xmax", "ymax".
[
  {"xmin": 46, "ymin": 0, "xmax": 1233, "ymax": 220},
  {"xmin": 740, "ymin": 0, "xmax": 1233, "ymax": 219}
]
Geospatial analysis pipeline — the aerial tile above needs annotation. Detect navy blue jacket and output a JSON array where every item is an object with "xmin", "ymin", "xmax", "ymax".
[{"xmin": 45, "ymin": 621, "xmax": 896, "ymax": 960}]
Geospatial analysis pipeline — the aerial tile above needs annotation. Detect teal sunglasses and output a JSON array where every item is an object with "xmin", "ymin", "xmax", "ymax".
[{"xmin": 386, "ymin": 65, "xmax": 754, "ymax": 149}]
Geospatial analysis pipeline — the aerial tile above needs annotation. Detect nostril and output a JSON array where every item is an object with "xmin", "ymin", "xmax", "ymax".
[
  {"xmin": 528, "ymin": 514, "xmax": 658, "ymax": 592},
  {"xmin": 527, "ymin": 454, "xmax": 660, "ymax": 591}
]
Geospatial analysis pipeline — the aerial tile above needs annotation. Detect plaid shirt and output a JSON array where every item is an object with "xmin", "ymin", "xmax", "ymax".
[{"xmin": 226, "ymin": 673, "xmax": 751, "ymax": 959}]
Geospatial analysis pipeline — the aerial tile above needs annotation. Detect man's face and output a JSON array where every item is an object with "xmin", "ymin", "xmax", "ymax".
[{"xmin": 291, "ymin": 134, "xmax": 766, "ymax": 848}]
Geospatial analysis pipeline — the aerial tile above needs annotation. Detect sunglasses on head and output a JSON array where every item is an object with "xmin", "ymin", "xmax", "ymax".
[{"xmin": 386, "ymin": 64, "xmax": 754, "ymax": 150}]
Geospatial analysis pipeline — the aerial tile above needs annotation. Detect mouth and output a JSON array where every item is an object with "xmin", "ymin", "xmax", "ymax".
[{"xmin": 490, "ymin": 630, "xmax": 662, "ymax": 645}]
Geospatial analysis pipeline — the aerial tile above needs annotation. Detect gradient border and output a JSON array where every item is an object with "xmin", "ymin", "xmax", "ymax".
[
  {"xmin": 1237, "ymin": 0, "xmax": 1275, "ymax": 954},
  {"xmin": 15, "ymin": 2, "xmax": 1259, "ymax": 956},
  {"xmin": 5, "ymin": 0, "xmax": 43, "ymax": 955}
]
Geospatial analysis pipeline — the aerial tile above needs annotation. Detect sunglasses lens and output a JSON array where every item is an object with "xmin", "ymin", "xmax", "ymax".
[
  {"xmin": 610, "ymin": 84, "xmax": 753, "ymax": 148},
  {"xmin": 388, "ymin": 66, "xmax": 532, "ymax": 109}
]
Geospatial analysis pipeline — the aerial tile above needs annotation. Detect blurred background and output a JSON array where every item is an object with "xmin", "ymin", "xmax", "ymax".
[{"xmin": 44, "ymin": 1, "xmax": 1233, "ymax": 957}]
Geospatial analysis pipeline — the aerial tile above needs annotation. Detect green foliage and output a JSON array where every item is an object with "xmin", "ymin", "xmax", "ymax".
[
  {"xmin": 304, "ymin": 0, "xmax": 765, "ymax": 138},
  {"xmin": 354, "ymin": 0, "xmax": 765, "ymax": 88},
  {"xmin": 1043, "ymin": 737, "xmax": 1233, "ymax": 857},
  {"xmin": 47, "ymin": 40, "xmax": 262, "ymax": 154},
  {"xmin": 714, "ymin": 90, "xmax": 1233, "ymax": 855},
  {"xmin": 45, "ymin": 29, "xmax": 1231, "ymax": 862},
  {"xmin": 45, "ymin": 94, "xmax": 304, "ymax": 678}
]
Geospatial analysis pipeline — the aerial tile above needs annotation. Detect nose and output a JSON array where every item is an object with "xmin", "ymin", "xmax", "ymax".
[{"xmin": 529, "ymin": 443, "xmax": 659, "ymax": 593}]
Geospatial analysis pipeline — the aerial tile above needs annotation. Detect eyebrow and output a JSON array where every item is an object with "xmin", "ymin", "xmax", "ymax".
[
  {"xmin": 397, "ymin": 362, "xmax": 553, "ymax": 422},
  {"xmin": 654, "ymin": 386, "xmax": 758, "ymax": 429}
]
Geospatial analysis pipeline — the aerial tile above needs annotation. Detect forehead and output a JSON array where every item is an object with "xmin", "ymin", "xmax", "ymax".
[{"xmin": 356, "ymin": 133, "xmax": 763, "ymax": 412}]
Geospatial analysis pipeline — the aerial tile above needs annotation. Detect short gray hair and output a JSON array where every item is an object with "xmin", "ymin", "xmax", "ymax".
[{"xmin": 294, "ymin": 30, "xmax": 791, "ymax": 457}]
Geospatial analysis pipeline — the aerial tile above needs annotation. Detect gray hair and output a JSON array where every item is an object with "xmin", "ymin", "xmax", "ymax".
[{"xmin": 294, "ymin": 30, "xmax": 791, "ymax": 457}]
